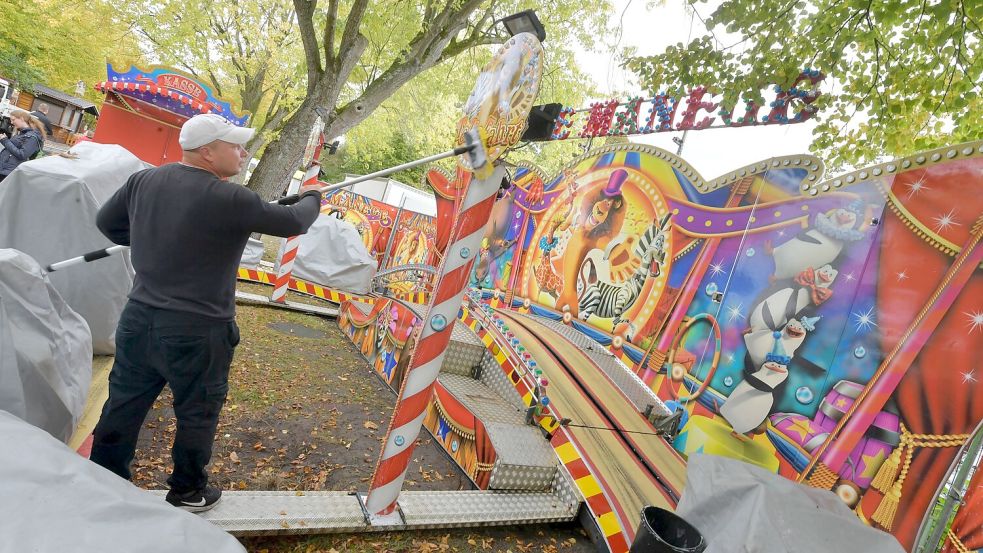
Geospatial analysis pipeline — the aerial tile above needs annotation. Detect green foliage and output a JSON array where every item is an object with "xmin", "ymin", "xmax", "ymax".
[
  {"xmin": 310, "ymin": 0, "xmax": 609, "ymax": 188},
  {"xmin": 0, "ymin": 0, "xmax": 141, "ymax": 98},
  {"xmin": 111, "ymin": 0, "xmax": 306, "ymax": 144},
  {"xmin": 625, "ymin": 0, "xmax": 983, "ymax": 169}
]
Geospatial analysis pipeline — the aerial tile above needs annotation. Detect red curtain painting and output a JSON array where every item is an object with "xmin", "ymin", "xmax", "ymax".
[{"xmin": 871, "ymin": 161, "xmax": 983, "ymax": 548}]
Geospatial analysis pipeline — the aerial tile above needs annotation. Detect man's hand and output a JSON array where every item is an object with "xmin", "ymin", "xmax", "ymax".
[{"xmin": 299, "ymin": 182, "xmax": 322, "ymax": 196}]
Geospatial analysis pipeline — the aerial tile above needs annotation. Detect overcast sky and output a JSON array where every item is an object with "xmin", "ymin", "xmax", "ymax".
[{"xmin": 572, "ymin": 0, "xmax": 818, "ymax": 180}]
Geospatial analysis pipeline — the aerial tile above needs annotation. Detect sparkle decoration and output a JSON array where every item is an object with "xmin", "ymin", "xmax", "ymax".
[
  {"xmin": 962, "ymin": 370, "xmax": 978, "ymax": 384},
  {"xmin": 966, "ymin": 311, "xmax": 983, "ymax": 333},
  {"xmin": 725, "ymin": 302, "xmax": 745, "ymax": 323},
  {"xmin": 896, "ymin": 271, "xmax": 909, "ymax": 282},
  {"xmin": 904, "ymin": 176, "xmax": 931, "ymax": 199},
  {"xmin": 852, "ymin": 306, "xmax": 878, "ymax": 333},
  {"xmin": 932, "ymin": 209, "xmax": 962, "ymax": 233},
  {"xmin": 796, "ymin": 386, "xmax": 815, "ymax": 404},
  {"xmin": 709, "ymin": 260, "xmax": 727, "ymax": 276}
]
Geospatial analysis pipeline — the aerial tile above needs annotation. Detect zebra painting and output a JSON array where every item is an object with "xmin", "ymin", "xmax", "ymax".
[{"xmin": 577, "ymin": 213, "xmax": 671, "ymax": 329}]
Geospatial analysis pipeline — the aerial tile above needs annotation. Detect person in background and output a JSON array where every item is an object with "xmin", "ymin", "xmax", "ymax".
[
  {"xmin": 0, "ymin": 109, "xmax": 46, "ymax": 182},
  {"xmin": 30, "ymin": 103, "xmax": 54, "ymax": 138},
  {"xmin": 89, "ymin": 113, "xmax": 323, "ymax": 513}
]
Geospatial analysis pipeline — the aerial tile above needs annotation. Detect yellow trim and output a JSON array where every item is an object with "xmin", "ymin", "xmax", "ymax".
[
  {"xmin": 555, "ymin": 442, "xmax": 578, "ymax": 464},
  {"xmin": 598, "ymin": 512, "xmax": 622, "ymax": 537},
  {"xmin": 575, "ymin": 474, "xmax": 602, "ymax": 498}
]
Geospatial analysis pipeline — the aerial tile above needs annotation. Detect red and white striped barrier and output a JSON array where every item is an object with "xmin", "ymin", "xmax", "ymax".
[
  {"xmin": 271, "ymin": 162, "xmax": 321, "ymax": 303},
  {"xmin": 365, "ymin": 164, "xmax": 505, "ymax": 516}
]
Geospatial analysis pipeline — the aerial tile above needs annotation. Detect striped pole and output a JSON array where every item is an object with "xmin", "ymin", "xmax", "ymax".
[
  {"xmin": 365, "ymin": 163, "xmax": 506, "ymax": 517},
  {"xmin": 271, "ymin": 142, "xmax": 324, "ymax": 304}
]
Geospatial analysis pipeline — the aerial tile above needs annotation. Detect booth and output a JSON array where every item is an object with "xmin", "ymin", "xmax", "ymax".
[{"xmin": 91, "ymin": 63, "xmax": 249, "ymax": 166}]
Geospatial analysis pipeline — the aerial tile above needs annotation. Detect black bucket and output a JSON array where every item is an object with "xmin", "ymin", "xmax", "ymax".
[{"xmin": 629, "ymin": 505, "xmax": 706, "ymax": 553}]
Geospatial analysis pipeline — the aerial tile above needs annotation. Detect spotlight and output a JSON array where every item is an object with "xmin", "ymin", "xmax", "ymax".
[{"xmin": 499, "ymin": 10, "xmax": 546, "ymax": 43}]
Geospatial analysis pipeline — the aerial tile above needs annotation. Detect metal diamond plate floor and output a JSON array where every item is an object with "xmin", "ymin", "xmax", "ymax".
[
  {"xmin": 235, "ymin": 291, "xmax": 339, "ymax": 317},
  {"xmin": 146, "ymin": 489, "xmax": 576, "ymax": 535},
  {"xmin": 438, "ymin": 373, "xmax": 526, "ymax": 425}
]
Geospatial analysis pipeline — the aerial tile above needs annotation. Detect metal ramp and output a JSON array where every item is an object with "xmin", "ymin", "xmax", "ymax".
[
  {"xmin": 515, "ymin": 312, "xmax": 670, "ymax": 416},
  {"xmin": 235, "ymin": 290, "xmax": 339, "ymax": 318},
  {"xmin": 146, "ymin": 489, "xmax": 577, "ymax": 536}
]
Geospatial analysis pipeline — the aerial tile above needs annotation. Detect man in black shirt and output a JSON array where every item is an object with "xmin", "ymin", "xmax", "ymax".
[
  {"xmin": 30, "ymin": 103, "xmax": 54, "ymax": 138},
  {"xmin": 90, "ymin": 113, "xmax": 323, "ymax": 512}
]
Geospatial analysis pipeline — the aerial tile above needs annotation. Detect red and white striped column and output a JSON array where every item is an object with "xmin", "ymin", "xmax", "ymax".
[
  {"xmin": 365, "ymin": 164, "xmax": 506, "ymax": 516},
  {"xmin": 271, "ymin": 142, "xmax": 324, "ymax": 303}
]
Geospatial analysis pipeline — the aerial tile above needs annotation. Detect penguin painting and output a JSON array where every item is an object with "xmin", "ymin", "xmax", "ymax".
[
  {"xmin": 748, "ymin": 265, "xmax": 837, "ymax": 333},
  {"xmin": 721, "ymin": 333, "xmax": 794, "ymax": 437},
  {"xmin": 769, "ymin": 199, "xmax": 869, "ymax": 280},
  {"xmin": 744, "ymin": 317, "xmax": 816, "ymax": 368}
]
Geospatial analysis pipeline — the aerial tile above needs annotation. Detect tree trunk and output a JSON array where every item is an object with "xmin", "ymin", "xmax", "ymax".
[{"xmin": 246, "ymin": 96, "xmax": 325, "ymax": 200}]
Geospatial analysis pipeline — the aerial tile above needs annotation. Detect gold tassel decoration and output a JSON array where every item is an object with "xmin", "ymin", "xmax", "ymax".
[
  {"xmin": 806, "ymin": 462, "xmax": 839, "ymax": 490},
  {"xmin": 871, "ymin": 479, "xmax": 902, "ymax": 530},
  {"xmin": 869, "ymin": 444, "xmax": 903, "ymax": 493}
]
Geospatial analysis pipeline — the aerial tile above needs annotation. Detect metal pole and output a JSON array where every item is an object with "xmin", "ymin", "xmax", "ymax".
[
  {"xmin": 919, "ymin": 428, "xmax": 983, "ymax": 552},
  {"xmin": 380, "ymin": 196, "xmax": 407, "ymax": 272},
  {"xmin": 44, "ymin": 144, "xmax": 478, "ymax": 273}
]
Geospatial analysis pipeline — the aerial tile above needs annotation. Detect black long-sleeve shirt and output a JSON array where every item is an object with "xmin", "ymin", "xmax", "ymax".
[{"xmin": 97, "ymin": 163, "xmax": 321, "ymax": 320}]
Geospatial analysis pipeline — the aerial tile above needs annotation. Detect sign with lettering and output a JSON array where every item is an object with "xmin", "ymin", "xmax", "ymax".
[
  {"xmin": 456, "ymin": 33, "xmax": 543, "ymax": 172},
  {"xmin": 105, "ymin": 62, "xmax": 250, "ymax": 125},
  {"xmin": 548, "ymin": 69, "xmax": 825, "ymax": 141},
  {"xmin": 155, "ymin": 74, "xmax": 207, "ymax": 103}
]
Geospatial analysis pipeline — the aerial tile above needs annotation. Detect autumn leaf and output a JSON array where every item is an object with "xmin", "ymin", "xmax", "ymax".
[
  {"xmin": 229, "ymin": 451, "xmax": 240, "ymax": 464},
  {"xmin": 363, "ymin": 421, "xmax": 379, "ymax": 430}
]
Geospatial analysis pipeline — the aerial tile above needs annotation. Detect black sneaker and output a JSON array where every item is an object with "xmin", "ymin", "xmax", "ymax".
[{"xmin": 165, "ymin": 485, "xmax": 222, "ymax": 513}]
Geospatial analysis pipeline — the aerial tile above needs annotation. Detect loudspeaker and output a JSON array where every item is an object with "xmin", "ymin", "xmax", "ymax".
[{"xmin": 521, "ymin": 103, "xmax": 563, "ymax": 141}]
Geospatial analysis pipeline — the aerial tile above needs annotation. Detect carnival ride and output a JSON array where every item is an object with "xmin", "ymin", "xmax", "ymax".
[{"xmin": 16, "ymin": 28, "xmax": 981, "ymax": 553}]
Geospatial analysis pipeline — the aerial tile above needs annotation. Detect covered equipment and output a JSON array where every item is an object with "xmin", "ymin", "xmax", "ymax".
[
  {"xmin": 0, "ymin": 249, "xmax": 92, "ymax": 443},
  {"xmin": 0, "ymin": 142, "xmax": 148, "ymax": 353}
]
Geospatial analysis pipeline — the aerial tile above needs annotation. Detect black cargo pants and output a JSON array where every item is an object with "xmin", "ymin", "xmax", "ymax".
[{"xmin": 90, "ymin": 300, "xmax": 239, "ymax": 493}]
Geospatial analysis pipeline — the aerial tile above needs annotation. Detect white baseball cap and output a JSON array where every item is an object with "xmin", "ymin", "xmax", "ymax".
[{"xmin": 179, "ymin": 113, "xmax": 255, "ymax": 150}]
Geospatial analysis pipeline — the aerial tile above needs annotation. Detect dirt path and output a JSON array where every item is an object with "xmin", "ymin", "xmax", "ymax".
[{"xmin": 130, "ymin": 286, "xmax": 595, "ymax": 552}]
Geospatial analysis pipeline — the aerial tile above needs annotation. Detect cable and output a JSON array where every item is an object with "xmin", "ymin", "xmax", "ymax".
[{"xmin": 562, "ymin": 422, "xmax": 668, "ymax": 438}]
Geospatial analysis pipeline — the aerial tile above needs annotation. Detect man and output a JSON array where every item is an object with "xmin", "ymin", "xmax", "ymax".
[
  {"xmin": 30, "ymin": 103, "xmax": 54, "ymax": 138},
  {"xmin": 90, "ymin": 113, "xmax": 323, "ymax": 512}
]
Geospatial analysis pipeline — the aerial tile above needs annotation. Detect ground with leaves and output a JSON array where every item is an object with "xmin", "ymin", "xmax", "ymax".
[{"xmin": 131, "ymin": 282, "xmax": 594, "ymax": 553}]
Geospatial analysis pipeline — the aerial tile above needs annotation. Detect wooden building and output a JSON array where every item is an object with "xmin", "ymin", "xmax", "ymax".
[{"xmin": 15, "ymin": 84, "xmax": 99, "ymax": 143}]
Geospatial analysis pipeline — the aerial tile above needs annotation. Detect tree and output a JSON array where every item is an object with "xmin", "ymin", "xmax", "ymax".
[
  {"xmin": 625, "ymin": 0, "xmax": 983, "ymax": 169},
  {"xmin": 245, "ymin": 0, "xmax": 613, "ymax": 200},
  {"xmin": 318, "ymin": 29, "xmax": 598, "ymax": 189},
  {"xmin": 0, "ymin": 0, "xmax": 142, "ymax": 99},
  {"xmin": 114, "ymin": 0, "xmax": 307, "ymax": 166}
]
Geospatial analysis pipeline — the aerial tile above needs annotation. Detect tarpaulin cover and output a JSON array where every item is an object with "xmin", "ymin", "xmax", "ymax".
[
  {"xmin": 0, "ymin": 410, "xmax": 245, "ymax": 553},
  {"xmin": 674, "ymin": 454, "xmax": 904, "ymax": 553},
  {"xmin": 239, "ymin": 236, "xmax": 265, "ymax": 268},
  {"xmin": 0, "ymin": 142, "xmax": 148, "ymax": 353},
  {"xmin": 0, "ymin": 249, "xmax": 92, "ymax": 443},
  {"xmin": 292, "ymin": 214, "xmax": 376, "ymax": 295}
]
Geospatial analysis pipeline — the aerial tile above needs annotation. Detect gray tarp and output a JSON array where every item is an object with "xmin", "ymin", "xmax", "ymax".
[
  {"xmin": 0, "ymin": 142, "xmax": 148, "ymax": 354},
  {"xmin": 0, "ymin": 410, "xmax": 246, "ymax": 553},
  {"xmin": 292, "ymin": 213, "xmax": 376, "ymax": 295},
  {"xmin": 0, "ymin": 249, "xmax": 92, "ymax": 443},
  {"xmin": 239, "ymin": 236, "xmax": 265, "ymax": 269},
  {"xmin": 674, "ymin": 454, "xmax": 905, "ymax": 553}
]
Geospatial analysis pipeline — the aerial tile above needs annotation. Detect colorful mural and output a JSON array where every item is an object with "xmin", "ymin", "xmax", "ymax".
[
  {"xmin": 321, "ymin": 187, "xmax": 439, "ymax": 304},
  {"xmin": 337, "ymin": 298, "xmax": 419, "ymax": 389},
  {"xmin": 469, "ymin": 140, "xmax": 982, "ymax": 547}
]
